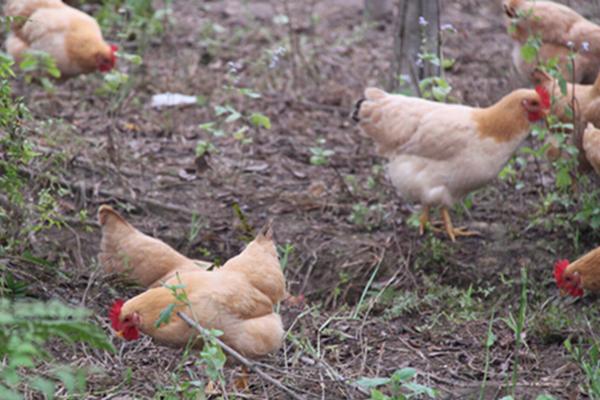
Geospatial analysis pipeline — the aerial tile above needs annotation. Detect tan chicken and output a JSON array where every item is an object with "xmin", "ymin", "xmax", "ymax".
[
  {"xmin": 531, "ymin": 69, "xmax": 600, "ymax": 171},
  {"xmin": 98, "ymin": 205, "xmax": 211, "ymax": 288},
  {"xmin": 532, "ymin": 69, "xmax": 600, "ymax": 125},
  {"xmin": 583, "ymin": 123, "xmax": 600, "ymax": 176},
  {"xmin": 4, "ymin": 0, "xmax": 117, "ymax": 78},
  {"xmin": 108, "ymin": 222, "xmax": 286, "ymax": 358},
  {"xmin": 353, "ymin": 86, "xmax": 550, "ymax": 241},
  {"xmin": 503, "ymin": 0, "xmax": 600, "ymax": 84},
  {"xmin": 554, "ymin": 248, "xmax": 600, "ymax": 297}
]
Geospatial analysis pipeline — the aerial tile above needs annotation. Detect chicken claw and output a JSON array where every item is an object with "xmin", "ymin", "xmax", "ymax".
[{"xmin": 441, "ymin": 207, "xmax": 480, "ymax": 242}]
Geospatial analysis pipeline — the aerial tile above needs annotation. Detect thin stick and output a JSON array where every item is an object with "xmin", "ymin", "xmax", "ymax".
[
  {"xmin": 299, "ymin": 356, "xmax": 370, "ymax": 397},
  {"xmin": 177, "ymin": 312, "xmax": 305, "ymax": 400}
]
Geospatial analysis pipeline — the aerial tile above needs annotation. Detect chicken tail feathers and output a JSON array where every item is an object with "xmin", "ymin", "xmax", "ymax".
[
  {"xmin": 351, "ymin": 98, "xmax": 366, "ymax": 122},
  {"xmin": 98, "ymin": 205, "xmax": 132, "ymax": 229},
  {"xmin": 352, "ymin": 88, "xmax": 388, "ymax": 123},
  {"xmin": 257, "ymin": 219, "xmax": 273, "ymax": 241}
]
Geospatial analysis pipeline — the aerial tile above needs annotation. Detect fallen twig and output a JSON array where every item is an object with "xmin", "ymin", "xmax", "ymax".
[
  {"xmin": 299, "ymin": 355, "xmax": 370, "ymax": 397},
  {"xmin": 177, "ymin": 312, "xmax": 306, "ymax": 400}
]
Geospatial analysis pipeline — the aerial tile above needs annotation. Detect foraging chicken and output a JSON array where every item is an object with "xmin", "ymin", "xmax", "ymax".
[
  {"xmin": 4, "ymin": 0, "xmax": 117, "ymax": 78},
  {"xmin": 353, "ymin": 86, "xmax": 550, "ymax": 241},
  {"xmin": 554, "ymin": 248, "xmax": 600, "ymax": 297},
  {"xmin": 531, "ymin": 69, "xmax": 600, "ymax": 171},
  {"xmin": 98, "ymin": 205, "xmax": 211, "ymax": 288},
  {"xmin": 532, "ymin": 69, "xmax": 600, "ymax": 126},
  {"xmin": 109, "ymin": 223, "xmax": 287, "ymax": 358},
  {"xmin": 503, "ymin": 0, "xmax": 600, "ymax": 84},
  {"xmin": 583, "ymin": 123, "xmax": 600, "ymax": 176}
]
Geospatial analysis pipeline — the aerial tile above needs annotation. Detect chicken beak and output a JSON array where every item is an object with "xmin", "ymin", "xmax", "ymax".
[
  {"xmin": 559, "ymin": 288, "xmax": 568, "ymax": 297},
  {"xmin": 115, "ymin": 330, "xmax": 124, "ymax": 338}
]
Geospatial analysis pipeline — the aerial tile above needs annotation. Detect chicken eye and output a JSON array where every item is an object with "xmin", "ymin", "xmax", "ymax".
[{"xmin": 530, "ymin": 101, "xmax": 539, "ymax": 107}]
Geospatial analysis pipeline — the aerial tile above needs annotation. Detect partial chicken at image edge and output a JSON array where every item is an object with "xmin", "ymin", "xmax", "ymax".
[
  {"xmin": 583, "ymin": 123, "xmax": 600, "ymax": 176},
  {"xmin": 98, "ymin": 206, "xmax": 287, "ymax": 359},
  {"xmin": 555, "ymin": 246, "xmax": 600, "ymax": 297},
  {"xmin": 532, "ymin": 68, "xmax": 600, "ymax": 173},
  {"xmin": 353, "ymin": 86, "xmax": 551, "ymax": 242},
  {"xmin": 504, "ymin": 0, "xmax": 600, "ymax": 85},
  {"xmin": 4, "ymin": 0, "xmax": 118, "ymax": 78}
]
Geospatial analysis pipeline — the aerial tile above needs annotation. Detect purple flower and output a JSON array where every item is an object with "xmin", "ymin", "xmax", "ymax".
[
  {"xmin": 582, "ymin": 41, "xmax": 590, "ymax": 52},
  {"xmin": 418, "ymin": 16, "xmax": 428, "ymax": 26}
]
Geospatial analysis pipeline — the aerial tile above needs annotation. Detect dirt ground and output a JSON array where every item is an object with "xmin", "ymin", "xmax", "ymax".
[{"xmin": 6, "ymin": 0, "xmax": 600, "ymax": 398}]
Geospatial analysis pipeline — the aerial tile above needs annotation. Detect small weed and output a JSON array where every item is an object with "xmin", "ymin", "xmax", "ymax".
[
  {"xmin": 309, "ymin": 138, "xmax": 335, "ymax": 166},
  {"xmin": 0, "ymin": 300, "xmax": 114, "ymax": 399},
  {"xmin": 18, "ymin": 51, "xmax": 60, "ymax": 91},
  {"xmin": 502, "ymin": 268, "xmax": 528, "ymax": 398},
  {"xmin": 348, "ymin": 202, "xmax": 384, "ymax": 231},
  {"xmin": 564, "ymin": 338, "xmax": 600, "ymax": 398},
  {"xmin": 356, "ymin": 367, "xmax": 437, "ymax": 399},
  {"xmin": 278, "ymin": 243, "xmax": 295, "ymax": 272}
]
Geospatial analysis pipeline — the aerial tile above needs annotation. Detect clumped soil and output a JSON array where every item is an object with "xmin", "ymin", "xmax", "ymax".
[{"xmin": 6, "ymin": 0, "xmax": 600, "ymax": 398}]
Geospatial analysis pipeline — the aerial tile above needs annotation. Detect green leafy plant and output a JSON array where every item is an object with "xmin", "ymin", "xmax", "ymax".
[
  {"xmin": 96, "ymin": 0, "xmax": 173, "ymax": 50},
  {"xmin": 506, "ymin": 22, "xmax": 600, "ymax": 240},
  {"xmin": 356, "ymin": 367, "xmax": 437, "ymax": 399},
  {"xmin": 17, "ymin": 51, "xmax": 61, "ymax": 92},
  {"xmin": 564, "ymin": 338, "xmax": 600, "ymax": 399},
  {"xmin": 348, "ymin": 202, "xmax": 384, "ymax": 231},
  {"xmin": 310, "ymin": 138, "xmax": 335, "ymax": 166},
  {"xmin": 502, "ymin": 268, "xmax": 528, "ymax": 398},
  {"xmin": 0, "ymin": 299, "xmax": 114, "ymax": 399}
]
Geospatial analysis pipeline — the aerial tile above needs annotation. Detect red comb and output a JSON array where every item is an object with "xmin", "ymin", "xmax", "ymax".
[
  {"xmin": 553, "ymin": 259, "xmax": 569, "ymax": 286},
  {"xmin": 535, "ymin": 85, "xmax": 551, "ymax": 109},
  {"xmin": 109, "ymin": 299, "xmax": 125, "ymax": 330}
]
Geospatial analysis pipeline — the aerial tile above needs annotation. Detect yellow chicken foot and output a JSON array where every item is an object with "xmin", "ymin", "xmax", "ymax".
[
  {"xmin": 440, "ymin": 207, "xmax": 480, "ymax": 242},
  {"xmin": 419, "ymin": 206, "xmax": 446, "ymax": 235}
]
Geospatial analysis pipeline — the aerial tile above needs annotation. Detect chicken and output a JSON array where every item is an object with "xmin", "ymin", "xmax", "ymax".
[
  {"xmin": 98, "ymin": 205, "xmax": 212, "ymax": 288},
  {"xmin": 353, "ymin": 86, "xmax": 550, "ymax": 241},
  {"xmin": 108, "ymin": 222, "xmax": 287, "ymax": 358},
  {"xmin": 554, "ymin": 248, "xmax": 600, "ymax": 297},
  {"xmin": 503, "ymin": 0, "xmax": 600, "ymax": 84},
  {"xmin": 532, "ymin": 69, "xmax": 600, "ymax": 126},
  {"xmin": 583, "ymin": 123, "xmax": 600, "ymax": 176},
  {"xmin": 4, "ymin": 0, "xmax": 117, "ymax": 78},
  {"xmin": 531, "ymin": 69, "xmax": 600, "ymax": 171}
]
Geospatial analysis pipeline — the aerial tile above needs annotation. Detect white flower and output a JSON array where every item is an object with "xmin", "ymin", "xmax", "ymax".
[
  {"xmin": 441, "ymin": 23, "xmax": 457, "ymax": 33},
  {"xmin": 274, "ymin": 46, "xmax": 287, "ymax": 56},
  {"xmin": 227, "ymin": 61, "xmax": 242, "ymax": 74},
  {"xmin": 566, "ymin": 41, "xmax": 574, "ymax": 49},
  {"xmin": 268, "ymin": 47, "xmax": 287, "ymax": 69},
  {"xmin": 418, "ymin": 16, "xmax": 428, "ymax": 26},
  {"xmin": 582, "ymin": 41, "xmax": 590, "ymax": 52}
]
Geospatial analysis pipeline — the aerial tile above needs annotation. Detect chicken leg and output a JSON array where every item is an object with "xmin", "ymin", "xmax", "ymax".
[{"xmin": 441, "ymin": 207, "xmax": 479, "ymax": 242}]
